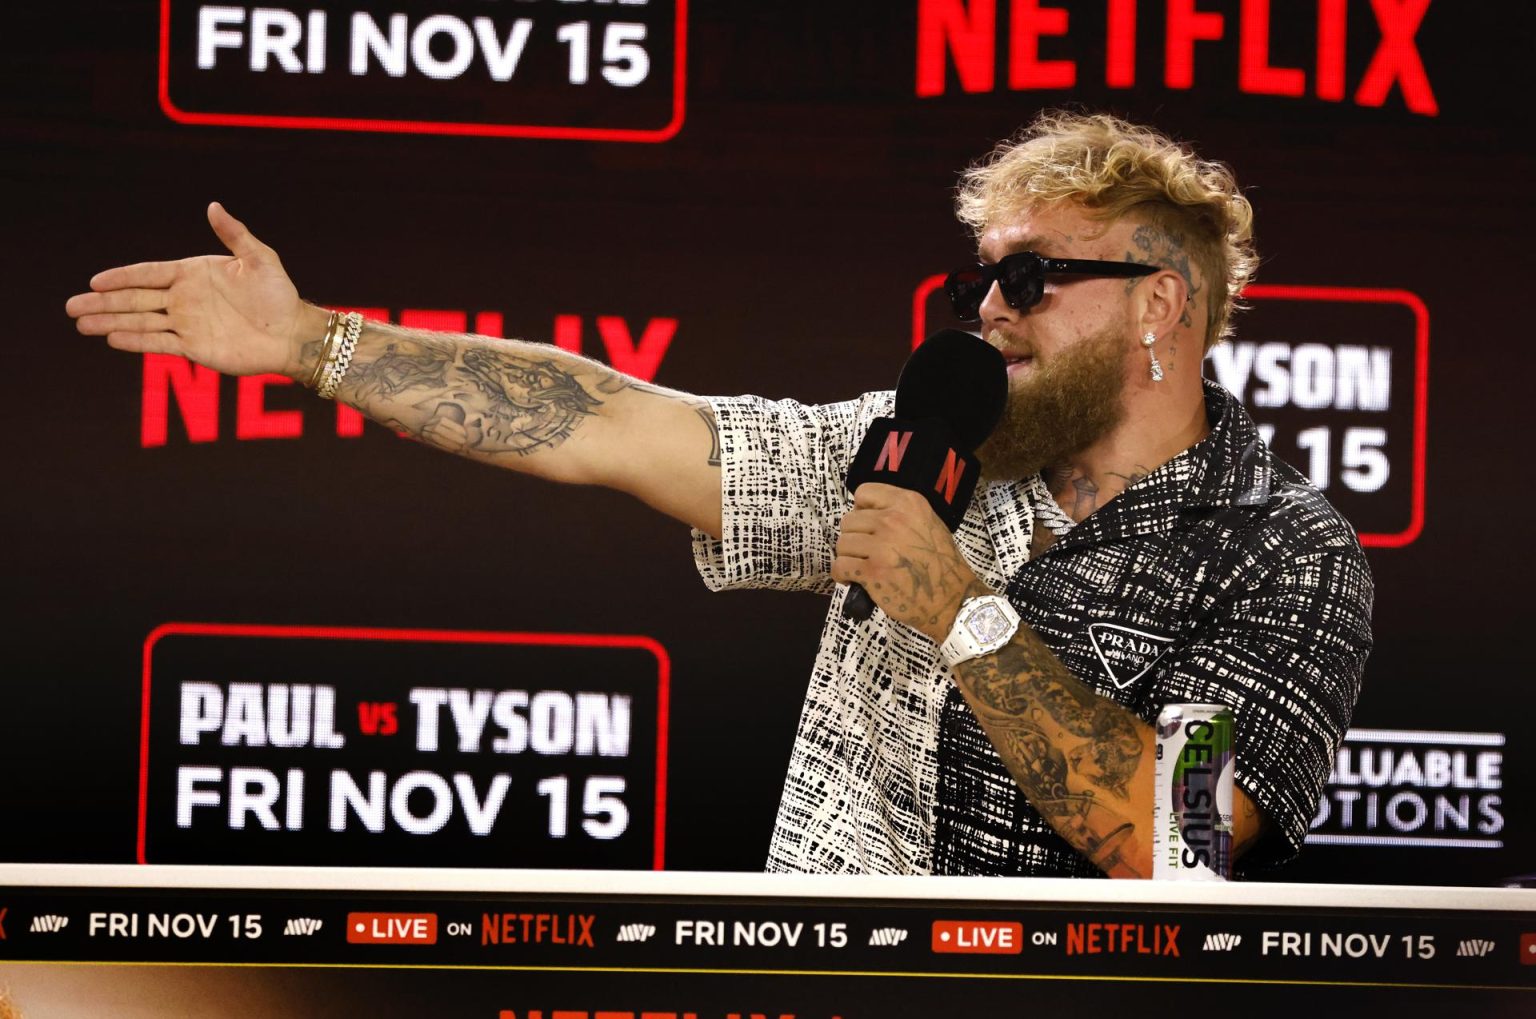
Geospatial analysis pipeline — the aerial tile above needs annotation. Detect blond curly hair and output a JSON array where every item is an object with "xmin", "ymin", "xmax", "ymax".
[{"xmin": 955, "ymin": 111, "xmax": 1257, "ymax": 351}]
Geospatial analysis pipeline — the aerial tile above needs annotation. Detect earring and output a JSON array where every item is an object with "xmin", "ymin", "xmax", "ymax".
[{"xmin": 1141, "ymin": 332, "xmax": 1164, "ymax": 382}]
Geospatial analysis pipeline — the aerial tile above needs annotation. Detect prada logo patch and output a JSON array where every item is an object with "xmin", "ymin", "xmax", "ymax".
[{"xmin": 1087, "ymin": 623, "xmax": 1175, "ymax": 690}]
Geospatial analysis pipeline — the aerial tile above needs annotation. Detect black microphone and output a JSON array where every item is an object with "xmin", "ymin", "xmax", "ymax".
[{"xmin": 841, "ymin": 330, "xmax": 1008, "ymax": 621}]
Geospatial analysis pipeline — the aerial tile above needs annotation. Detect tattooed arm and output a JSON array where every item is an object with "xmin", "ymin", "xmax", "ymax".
[
  {"xmin": 951, "ymin": 581, "xmax": 1273, "ymax": 877},
  {"xmin": 319, "ymin": 318, "xmax": 723, "ymax": 535},
  {"xmin": 945, "ymin": 576, "xmax": 1155, "ymax": 877},
  {"xmin": 832, "ymin": 484, "xmax": 1268, "ymax": 877},
  {"xmin": 66, "ymin": 203, "xmax": 723, "ymax": 536}
]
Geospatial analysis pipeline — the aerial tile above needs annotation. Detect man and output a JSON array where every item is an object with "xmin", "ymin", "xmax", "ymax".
[{"xmin": 67, "ymin": 112, "xmax": 1371, "ymax": 879}]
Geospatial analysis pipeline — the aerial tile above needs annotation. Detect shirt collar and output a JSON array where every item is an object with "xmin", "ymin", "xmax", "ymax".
[
  {"xmin": 1033, "ymin": 380, "xmax": 1271, "ymax": 554},
  {"xmin": 1184, "ymin": 379, "xmax": 1272, "ymax": 509}
]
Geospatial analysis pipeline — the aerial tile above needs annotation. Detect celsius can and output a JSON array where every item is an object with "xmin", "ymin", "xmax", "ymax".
[{"xmin": 1153, "ymin": 703, "xmax": 1235, "ymax": 880}]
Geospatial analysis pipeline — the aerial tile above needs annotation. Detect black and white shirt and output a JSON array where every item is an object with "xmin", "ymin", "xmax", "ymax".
[{"xmin": 691, "ymin": 382, "xmax": 1372, "ymax": 876}]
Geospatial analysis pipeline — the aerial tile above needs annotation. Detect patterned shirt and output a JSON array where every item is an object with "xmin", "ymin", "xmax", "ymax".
[{"xmin": 691, "ymin": 382, "xmax": 1373, "ymax": 876}]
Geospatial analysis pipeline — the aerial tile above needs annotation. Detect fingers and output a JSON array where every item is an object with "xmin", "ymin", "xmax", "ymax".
[
  {"xmin": 844, "ymin": 489, "xmax": 929, "ymax": 532},
  {"xmin": 852, "ymin": 482, "xmax": 908, "ymax": 509},
  {"xmin": 838, "ymin": 508, "xmax": 879, "ymax": 536},
  {"xmin": 75, "ymin": 311, "xmax": 174, "ymax": 336},
  {"xmin": 834, "ymin": 529, "xmax": 878, "ymax": 561},
  {"xmin": 66, "ymin": 288, "xmax": 168, "ymax": 318},
  {"xmin": 105, "ymin": 330, "xmax": 183, "ymax": 356},
  {"xmin": 830, "ymin": 550, "xmax": 869, "ymax": 587},
  {"xmin": 90, "ymin": 261, "xmax": 178, "ymax": 292},
  {"xmin": 207, "ymin": 201, "xmax": 268, "ymax": 260}
]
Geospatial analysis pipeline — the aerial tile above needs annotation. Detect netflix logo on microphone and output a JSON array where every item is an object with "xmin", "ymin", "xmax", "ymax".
[{"xmin": 851, "ymin": 422, "xmax": 980, "ymax": 524}]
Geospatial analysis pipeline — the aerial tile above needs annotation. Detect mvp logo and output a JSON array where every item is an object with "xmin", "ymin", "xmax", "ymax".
[
  {"xmin": 1087, "ymin": 623, "xmax": 1173, "ymax": 689},
  {"xmin": 615, "ymin": 923, "xmax": 656, "ymax": 943}
]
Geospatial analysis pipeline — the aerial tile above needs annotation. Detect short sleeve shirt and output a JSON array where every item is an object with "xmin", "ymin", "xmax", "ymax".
[{"xmin": 692, "ymin": 383, "xmax": 1373, "ymax": 876}]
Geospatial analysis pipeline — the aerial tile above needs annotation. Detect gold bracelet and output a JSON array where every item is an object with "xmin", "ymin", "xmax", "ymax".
[
  {"xmin": 318, "ymin": 312, "xmax": 364, "ymax": 400},
  {"xmin": 306, "ymin": 311, "xmax": 340, "ymax": 390}
]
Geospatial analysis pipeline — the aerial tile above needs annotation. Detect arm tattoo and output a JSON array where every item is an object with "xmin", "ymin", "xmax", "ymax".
[
  {"xmin": 594, "ymin": 371, "xmax": 670, "ymax": 398},
  {"xmin": 345, "ymin": 336, "xmax": 603, "ymax": 457},
  {"xmin": 692, "ymin": 401, "xmax": 721, "ymax": 467},
  {"xmin": 1126, "ymin": 225, "xmax": 1202, "ymax": 329},
  {"xmin": 1233, "ymin": 790, "xmax": 1267, "ymax": 855},
  {"xmin": 952, "ymin": 582, "xmax": 1149, "ymax": 876},
  {"xmin": 597, "ymin": 370, "xmax": 721, "ymax": 467},
  {"xmin": 298, "ymin": 339, "xmax": 323, "ymax": 380}
]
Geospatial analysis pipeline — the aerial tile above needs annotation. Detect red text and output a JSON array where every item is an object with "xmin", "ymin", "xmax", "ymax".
[
  {"xmin": 1065, "ymin": 922, "xmax": 1181, "ymax": 956},
  {"xmin": 915, "ymin": 0, "xmax": 1437, "ymax": 115},
  {"xmin": 481, "ymin": 912, "xmax": 597, "ymax": 948}
]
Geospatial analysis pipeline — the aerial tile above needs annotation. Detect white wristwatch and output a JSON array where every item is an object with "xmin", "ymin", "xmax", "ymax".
[{"xmin": 938, "ymin": 593, "xmax": 1021, "ymax": 669}]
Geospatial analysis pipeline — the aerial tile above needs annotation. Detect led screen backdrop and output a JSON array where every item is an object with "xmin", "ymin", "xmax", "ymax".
[{"xmin": 4, "ymin": 0, "xmax": 1533, "ymax": 884}]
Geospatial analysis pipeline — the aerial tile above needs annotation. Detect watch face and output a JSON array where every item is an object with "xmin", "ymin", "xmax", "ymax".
[{"xmin": 965, "ymin": 602, "xmax": 1013, "ymax": 645}]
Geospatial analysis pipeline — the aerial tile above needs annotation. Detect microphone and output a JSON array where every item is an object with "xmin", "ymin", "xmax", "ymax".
[{"xmin": 841, "ymin": 330, "xmax": 1008, "ymax": 621}]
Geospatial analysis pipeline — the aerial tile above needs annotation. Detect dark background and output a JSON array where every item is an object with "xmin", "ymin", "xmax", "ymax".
[{"xmin": 3, "ymin": 1, "xmax": 1533, "ymax": 884}]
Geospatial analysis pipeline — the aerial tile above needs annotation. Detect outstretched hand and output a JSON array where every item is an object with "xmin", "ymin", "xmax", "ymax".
[{"xmin": 65, "ymin": 202, "xmax": 324, "ymax": 379}]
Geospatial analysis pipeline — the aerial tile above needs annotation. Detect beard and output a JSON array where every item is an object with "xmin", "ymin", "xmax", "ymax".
[{"xmin": 976, "ymin": 320, "xmax": 1129, "ymax": 482}]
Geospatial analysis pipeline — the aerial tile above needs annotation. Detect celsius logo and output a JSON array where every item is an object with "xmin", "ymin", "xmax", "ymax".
[
  {"xmin": 1309, "ymin": 728, "xmax": 1505, "ymax": 849},
  {"xmin": 160, "ymin": 1, "xmax": 689, "ymax": 141}
]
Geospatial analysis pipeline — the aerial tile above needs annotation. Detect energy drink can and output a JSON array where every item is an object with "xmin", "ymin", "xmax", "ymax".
[{"xmin": 1153, "ymin": 703, "xmax": 1235, "ymax": 880}]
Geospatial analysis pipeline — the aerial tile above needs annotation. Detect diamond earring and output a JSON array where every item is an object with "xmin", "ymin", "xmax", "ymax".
[{"xmin": 1141, "ymin": 332, "xmax": 1164, "ymax": 382}]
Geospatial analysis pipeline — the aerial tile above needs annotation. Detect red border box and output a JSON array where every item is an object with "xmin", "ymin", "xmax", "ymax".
[
  {"xmin": 910, "ymin": 278, "xmax": 1429, "ymax": 549},
  {"xmin": 158, "ymin": 0, "xmax": 688, "ymax": 142},
  {"xmin": 139, "ymin": 622, "xmax": 671, "ymax": 868}
]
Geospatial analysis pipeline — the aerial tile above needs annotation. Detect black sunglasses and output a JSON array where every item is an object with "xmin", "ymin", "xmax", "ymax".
[{"xmin": 944, "ymin": 251, "xmax": 1158, "ymax": 321}]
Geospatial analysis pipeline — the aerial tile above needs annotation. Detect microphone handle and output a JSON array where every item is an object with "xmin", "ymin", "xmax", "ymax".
[{"xmin": 842, "ymin": 583, "xmax": 877, "ymax": 622}]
